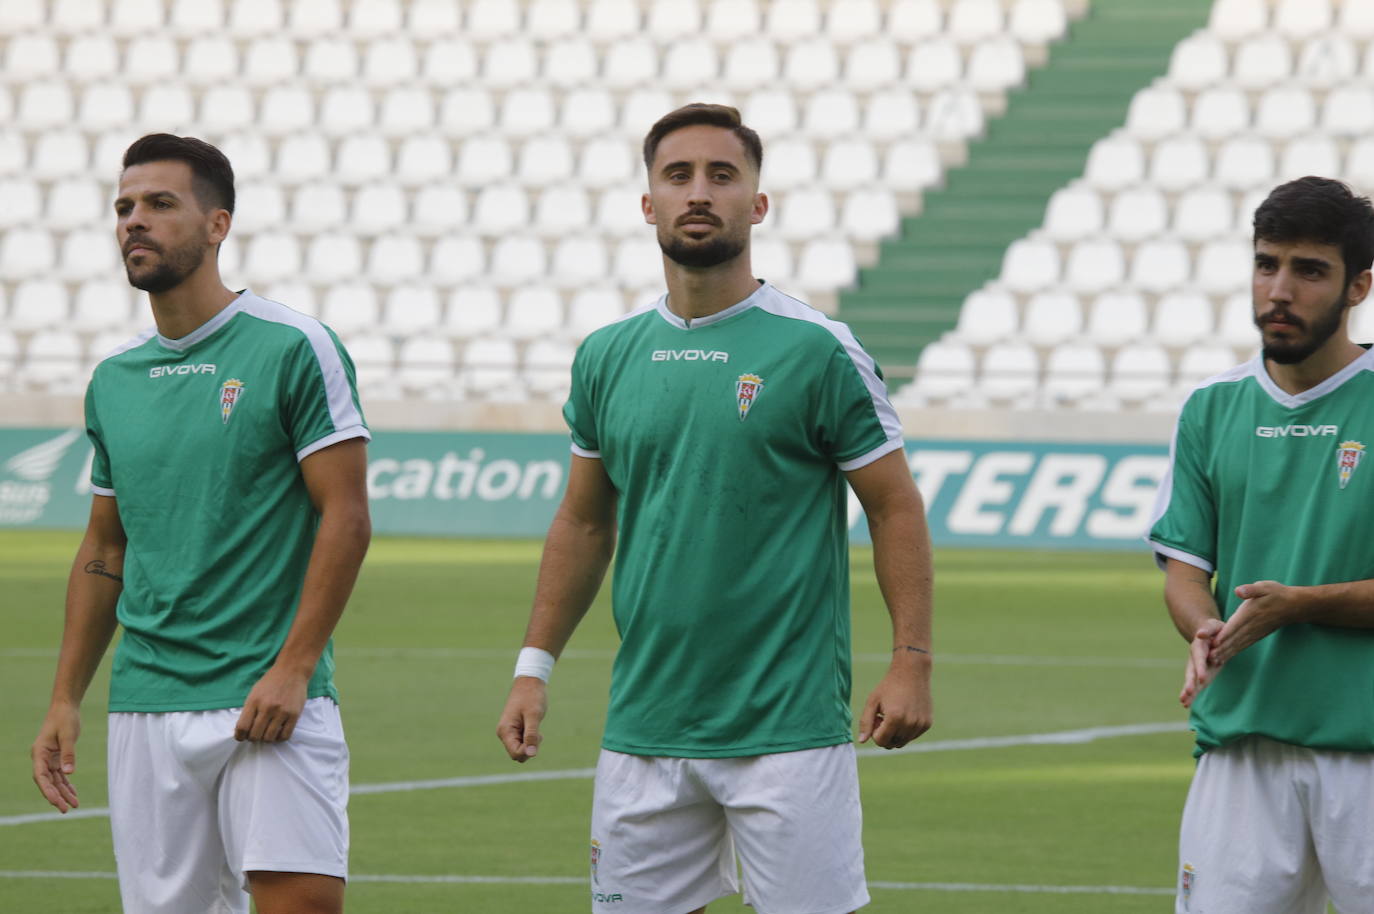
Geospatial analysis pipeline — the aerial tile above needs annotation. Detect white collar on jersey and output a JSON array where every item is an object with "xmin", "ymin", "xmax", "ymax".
[
  {"xmin": 1250, "ymin": 345, "xmax": 1374, "ymax": 409},
  {"xmin": 655, "ymin": 280, "xmax": 770, "ymax": 330},
  {"xmin": 156, "ymin": 290, "xmax": 251, "ymax": 352}
]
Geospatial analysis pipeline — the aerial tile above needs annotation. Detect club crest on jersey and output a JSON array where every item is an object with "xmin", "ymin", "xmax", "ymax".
[
  {"xmin": 219, "ymin": 379, "xmax": 245, "ymax": 425},
  {"xmin": 1338, "ymin": 440, "xmax": 1365, "ymax": 489},
  {"xmin": 736, "ymin": 373, "xmax": 763, "ymax": 421},
  {"xmin": 590, "ymin": 839, "xmax": 601, "ymax": 885},
  {"xmin": 1180, "ymin": 863, "xmax": 1195, "ymax": 907}
]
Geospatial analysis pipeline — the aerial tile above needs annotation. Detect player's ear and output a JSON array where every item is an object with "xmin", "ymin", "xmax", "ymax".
[
  {"xmin": 642, "ymin": 192, "xmax": 656, "ymax": 226},
  {"xmin": 207, "ymin": 207, "xmax": 232, "ymax": 246},
  {"xmin": 751, "ymin": 192, "xmax": 768, "ymax": 226},
  {"xmin": 1347, "ymin": 268, "xmax": 1372, "ymax": 307}
]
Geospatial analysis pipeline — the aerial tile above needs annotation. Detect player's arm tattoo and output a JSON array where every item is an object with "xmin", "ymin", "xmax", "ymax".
[
  {"xmin": 84, "ymin": 560, "xmax": 124, "ymax": 584},
  {"xmin": 895, "ymin": 645, "xmax": 930, "ymax": 655}
]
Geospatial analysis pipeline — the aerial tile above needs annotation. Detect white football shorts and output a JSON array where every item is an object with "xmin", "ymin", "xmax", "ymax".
[
  {"xmin": 107, "ymin": 697, "xmax": 350, "ymax": 914},
  {"xmin": 590, "ymin": 743, "xmax": 869, "ymax": 914},
  {"xmin": 1177, "ymin": 734, "xmax": 1374, "ymax": 914}
]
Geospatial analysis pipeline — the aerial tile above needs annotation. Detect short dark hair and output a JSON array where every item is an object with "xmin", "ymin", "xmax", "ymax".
[
  {"xmin": 1253, "ymin": 176, "xmax": 1374, "ymax": 286},
  {"xmin": 122, "ymin": 133, "xmax": 235, "ymax": 215},
  {"xmin": 642, "ymin": 103, "xmax": 763, "ymax": 174}
]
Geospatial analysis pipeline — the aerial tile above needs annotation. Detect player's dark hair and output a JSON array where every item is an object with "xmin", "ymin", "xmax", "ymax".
[
  {"xmin": 1253, "ymin": 176, "xmax": 1374, "ymax": 288},
  {"xmin": 642, "ymin": 103, "xmax": 763, "ymax": 174},
  {"xmin": 122, "ymin": 133, "xmax": 235, "ymax": 215}
]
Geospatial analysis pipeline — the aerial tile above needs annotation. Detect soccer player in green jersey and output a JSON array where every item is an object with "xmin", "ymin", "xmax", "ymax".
[
  {"xmin": 497, "ymin": 104, "xmax": 935, "ymax": 914},
  {"xmin": 30, "ymin": 135, "xmax": 370, "ymax": 914},
  {"xmin": 1150, "ymin": 177, "xmax": 1374, "ymax": 913}
]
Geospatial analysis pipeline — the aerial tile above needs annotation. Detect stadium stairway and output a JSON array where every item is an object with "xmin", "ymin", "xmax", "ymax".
[{"xmin": 838, "ymin": 0, "xmax": 1211, "ymax": 383}]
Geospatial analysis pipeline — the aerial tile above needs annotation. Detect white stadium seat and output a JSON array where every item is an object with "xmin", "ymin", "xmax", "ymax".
[
  {"xmin": 468, "ymin": 0, "xmax": 522, "ymax": 39},
  {"xmin": 1149, "ymin": 136, "xmax": 1209, "ymax": 192},
  {"xmin": 379, "ymin": 87, "xmax": 436, "ymax": 137},
  {"xmin": 550, "ymin": 236, "xmax": 610, "ymax": 288},
  {"xmin": 586, "ymin": 0, "xmax": 641, "ymax": 40},
  {"xmin": 612, "ymin": 237, "xmax": 664, "ymax": 286},
  {"xmin": 783, "ymin": 38, "xmax": 840, "ymax": 91},
  {"xmin": 500, "ymin": 87, "xmax": 557, "ymax": 138},
  {"xmin": 445, "ymin": 286, "xmax": 503, "ymax": 337},
  {"xmin": 1125, "ymin": 86, "xmax": 1186, "ymax": 140},
  {"xmin": 907, "ymin": 38, "xmax": 963, "ymax": 93},
  {"xmin": 1009, "ymin": 0, "xmax": 1066, "ymax": 45},
  {"xmin": 796, "ymin": 237, "xmax": 857, "ymax": 291},
  {"xmin": 198, "ymin": 85, "xmax": 256, "ymax": 133},
  {"xmin": 545, "ymin": 40, "xmax": 599, "ymax": 89},
  {"xmin": 1106, "ymin": 186, "xmax": 1168, "ymax": 242},
  {"xmin": 229, "ymin": 0, "xmax": 285, "ymax": 35},
  {"xmin": 461, "ymin": 337, "xmax": 521, "ymax": 397},
  {"xmin": 258, "ymin": 85, "xmax": 315, "ymax": 136},
  {"xmin": 1321, "ymin": 84, "xmax": 1374, "ymax": 137},
  {"xmin": 305, "ymin": 234, "xmax": 363, "ymax": 283},
  {"xmin": 342, "ymin": 334, "xmax": 396, "ymax": 394},
  {"xmin": 1173, "ymin": 187, "xmax": 1234, "ymax": 242},
  {"xmin": 1043, "ymin": 186, "xmax": 1104, "ymax": 241},
  {"xmin": 242, "ymin": 36, "xmax": 298, "ymax": 88},
  {"xmin": 0, "ymin": 0, "xmax": 43, "ymax": 29},
  {"xmin": 397, "ymin": 336, "xmax": 457, "ymax": 395},
  {"xmin": 65, "ymin": 34, "xmax": 120, "ymax": 82},
  {"xmin": 242, "ymin": 231, "xmax": 301, "ymax": 284},
  {"xmin": 752, "ymin": 236, "xmax": 793, "ymax": 285},
  {"xmin": 1000, "ymin": 237, "xmax": 1061, "ymax": 293},
  {"xmin": 825, "ymin": 0, "xmax": 881, "ymax": 44},
  {"xmin": 367, "ymin": 235, "xmax": 425, "ymax": 286},
  {"xmin": 506, "ymin": 286, "xmax": 565, "ymax": 339},
  {"xmin": 263, "ymin": 281, "xmax": 317, "ymax": 317},
  {"xmin": 528, "ymin": 0, "xmax": 580, "ymax": 39},
  {"xmin": 776, "ymin": 187, "xmax": 836, "ymax": 240},
  {"xmin": 1341, "ymin": 0, "xmax": 1374, "ymax": 37},
  {"xmin": 1084, "ymin": 135, "xmax": 1144, "ymax": 190},
  {"xmin": 1209, "ymin": 0, "xmax": 1267, "ymax": 40},
  {"xmin": 533, "ymin": 184, "xmax": 594, "ymax": 237},
  {"xmin": 706, "ymin": 0, "xmax": 761, "ymax": 39},
  {"xmin": 1022, "ymin": 289, "xmax": 1082, "ymax": 346},
  {"xmin": 46, "ymin": 178, "xmax": 102, "ymax": 231},
  {"xmin": 424, "ymin": 39, "xmax": 478, "ymax": 87},
  {"xmin": 1195, "ymin": 239, "xmax": 1251, "ymax": 295},
  {"xmin": 184, "ymin": 35, "xmax": 240, "ymax": 84},
  {"xmin": 232, "ymin": 182, "xmax": 288, "ymax": 234},
  {"xmin": 890, "ymin": 0, "xmax": 943, "ymax": 43},
  {"xmin": 1213, "ymin": 135, "xmax": 1275, "ymax": 190},
  {"xmin": 802, "ymin": 89, "xmax": 861, "ymax": 140},
  {"xmin": 525, "ymin": 339, "xmax": 576, "ymax": 397},
  {"xmin": 1297, "ymin": 34, "xmax": 1359, "ymax": 87},
  {"xmin": 845, "ymin": 39, "xmax": 902, "ymax": 92},
  {"xmin": 948, "ymin": 0, "xmax": 1004, "ymax": 45},
  {"xmin": 396, "ymin": 134, "xmax": 453, "ymax": 187},
  {"xmin": 978, "ymin": 341, "xmax": 1039, "ymax": 404},
  {"xmin": 604, "ymin": 37, "xmax": 659, "ymax": 90},
  {"xmin": 1109, "ymin": 343, "xmax": 1171, "ymax": 403},
  {"xmin": 621, "ymin": 88, "xmax": 675, "ymax": 137},
  {"xmin": 6, "ymin": 33, "xmax": 58, "ymax": 80},
  {"xmin": 1191, "ymin": 86, "xmax": 1250, "ymax": 141},
  {"xmin": 1177, "ymin": 344, "xmax": 1238, "ymax": 388},
  {"xmin": 1129, "ymin": 239, "xmax": 1190, "ymax": 294},
  {"xmin": 472, "ymin": 184, "xmax": 530, "ymax": 237},
  {"xmin": 124, "ymin": 36, "xmax": 180, "ymax": 85},
  {"xmin": 967, "ymin": 37, "xmax": 1026, "ymax": 92},
  {"xmin": 0, "ymin": 179, "xmax": 41, "ymax": 230},
  {"xmin": 863, "ymin": 90, "xmax": 921, "ymax": 142},
  {"xmin": 351, "ymin": 183, "xmax": 408, "ymax": 236},
  {"xmin": 662, "ymin": 39, "xmax": 720, "ymax": 91},
  {"xmin": 560, "ymin": 88, "xmax": 617, "ymax": 139},
  {"xmin": 1042, "ymin": 343, "xmax": 1106, "ymax": 407},
  {"xmin": 488, "ymin": 235, "xmax": 547, "ymax": 285},
  {"xmin": 1349, "ymin": 138, "xmax": 1374, "ymax": 192},
  {"xmin": 1152, "ymin": 291, "xmax": 1214, "ymax": 347},
  {"xmin": 383, "ymin": 284, "xmax": 443, "ymax": 335},
  {"xmin": 1064, "ymin": 238, "xmax": 1125, "ymax": 293},
  {"xmin": 765, "ymin": 0, "xmax": 822, "ymax": 44},
  {"xmin": 10, "ymin": 279, "xmax": 69, "ymax": 331},
  {"xmin": 723, "ymin": 39, "xmax": 781, "ymax": 91},
  {"xmin": 913, "ymin": 340, "xmax": 975, "ymax": 401},
  {"xmin": 744, "ymin": 88, "xmax": 800, "ymax": 137},
  {"xmin": 926, "ymin": 89, "xmax": 985, "ymax": 141},
  {"xmin": 1255, "ymin": 86, "xmax": 1317, "ymax": 139},
  {"xmin": 0, "ymin": 131, "xmax": 29, "ymax": 178},
  {"xmin": 429, "ymin": 235, "xmax": 487, "ymax": 287},
  {"xmin": 567, "ymin": 288, "xmax": 625, "ymax": 336},
  {"xmin": 1274, "ymin": 0, "xmax": 1331, "ymax": 38},
  {"xmin": 16, "ymin": 82, "xmax": 74, "ymax": 131},
  {"xmin": 1279, "ymin": 135, "xmax": 1341, "ymax": 183},
  {"xmin": 577, "ymin": 137, "xmax": 635, "ymax": 189},
  {"xmin": 1085, "ymin": 290, "xmax": 1149, "ymax": 345},
  {"xmin": 954, "ymin": 286, "xmax": 1017, "ymax": 344},
  {"xmin": 1168, "ymin": 32, "xmax": 1228, "ymax": 91},
  {"xmin": 647, "ymin": 0, "xmax": 701, "ymax": 38},
  {"xmin": 138, "ymin": 85, "xmax": 196, "ymax": 132},
  {"xmin": 23, "ymin": 331, "xmax": 83, "ymax": 391},
  {"xmin": 596, "ymin": 184, "xmax": 649, "ymax": 237},
  {"xmin": 289, "ymin": 0, "xmax": 344, "ymax": 37},
  {"xmin": 74, "ymin": 280, "xmax": 135, "ymax": 330},
  {"xmin": 335, "ymin": 134, "xmax": 392, "ymax": 186},
  {"xmin": 348, "ymin": 0, "xmax": 401, "ymax": 36},
  {"xmin": 440, "ymin": 88, "xmax": 496, "ymax": 136},
  {"xmin": 31, "ymin": 130, "xmax": 88, "ymax": 181},
  {"xmin": 841, "ymin": 187, "xmax": 900, "ymax": 241},
  {"xmin": 321, "ymin": 285, "xmax": 379, "ymax": 334},
  {"xmin": 1233, "ymin": 33, "xmax": 1293, "ymax": 89},
  {"xmin": 290, "ymin": 182, "xmax": 348, "ymax": 233},
  {"xmin": 170, "ymin": 0, "xmax": 224, "ymax": 32}
]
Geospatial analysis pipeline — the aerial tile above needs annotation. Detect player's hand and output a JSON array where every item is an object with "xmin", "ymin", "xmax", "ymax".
[
  {"xmin": 1209, "ymin": 581, "xmax": 1298, "ymax": 667},
  {"xmin": 497, "ymin": 677, "xmax": 547, "ymax": 763},
  {"xmin": 235, "ymin": 666, "xmax": 309, "ymax": 742},
  {"xmin": 1180, "ymin": 618, "xmax": 1224, "ymax": 708},
  {"xmin": 32, "ymin": 703, "xmax": 82, "ymax": 813},
  {"xmin": 858, "ymin": 651, "xmax": 933, "ymax": 749}
]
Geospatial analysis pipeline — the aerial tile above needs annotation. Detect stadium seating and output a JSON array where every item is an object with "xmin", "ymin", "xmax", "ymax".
[
  {"xmin": 0, "ymin": 0, "xmax": 1081, "ymax": 399},
  {"xmin": 898, "ymin": 0, "xmax": 1374, "ymax": 412}
]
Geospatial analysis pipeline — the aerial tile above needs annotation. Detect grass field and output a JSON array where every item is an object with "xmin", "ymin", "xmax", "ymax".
[{"xmin": 1, "ymin": 530, "xmax": 1199, "ymax": 913}]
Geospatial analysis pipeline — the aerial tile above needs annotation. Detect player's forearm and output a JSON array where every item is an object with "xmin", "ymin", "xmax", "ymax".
[
  {"xmin": 1164, "ymin": 563, "xmax": 1220, "ymax": 642},
  {"xmin": 1284, "ymin": 579, "xmax": 1374, "ymax": 628},
  {"xmin": 867, "ymin": 497, "xmax": 934, "ymax": 658},
  {"xmin": 521, "ymin": 508, "xmax": 616, "ymax": 658},
  {"xmin": 272, "ymin": 502, "xmax": 371, "ymax": 678},
  {"xmin": 50, "ymin": 538, "xmax": 124, "ymax": 708}
]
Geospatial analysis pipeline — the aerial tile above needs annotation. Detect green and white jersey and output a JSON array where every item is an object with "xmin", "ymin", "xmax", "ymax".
[
  {"xmin": 565, "ymin": 281, "xmax": 904, "ymax": 758},
  {"xmin": 1150, "ymin": 348, "xmax": 1374, "ymax": 756},
  {"xmin": 86, "ymin": 291, "xmax": 369, "ymax": 712}
]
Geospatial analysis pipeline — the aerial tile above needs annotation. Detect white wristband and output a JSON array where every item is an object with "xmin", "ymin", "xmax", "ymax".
[{"xmin": 514, "ymin": 646, "xmax": 555, "ymax": 682}]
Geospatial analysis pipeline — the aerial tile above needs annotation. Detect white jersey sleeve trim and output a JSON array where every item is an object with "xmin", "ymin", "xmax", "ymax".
[
  {"xmin": 571, "ymin": 443, "xmax": 601, "ymax": 459},
  {"xmin": 237, "ymin": 291, "xmax": 368, "ymax": 440},
  {"xmin": 1150, "ymin": 542, "xmax": 1214, "ymax": 574},
  {"xmin": 91, "ymin": 485, "xmax": 116, "ymax": 497},
  {"xmin": 95, "ymin": 327, "xmax": 158, "ymax": 365},
  {"xmin": 752, "ymin": 285, "xmax": 905, "ymax": 447},
  {"xmin": 837, "ymin": 437, "xmax": 905, "ymax": 472},
  {"xmin": 296, "ymin": 425, "xmax": 371, "ymax": 463}
]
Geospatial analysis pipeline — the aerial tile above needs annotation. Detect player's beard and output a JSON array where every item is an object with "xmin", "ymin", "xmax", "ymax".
[
  {"xmin": 124, "ymin": 230, "xmax": 210, "ymax": 294},
  {"xmin": 657, "ymin": 221, "xmax": 748, "ymax": 269},
  {"xmin": 1255, "ymin": 291, "xmax": 1348, "ymax": 365}
]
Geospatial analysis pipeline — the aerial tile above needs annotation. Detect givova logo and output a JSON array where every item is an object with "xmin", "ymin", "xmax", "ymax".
[{"xmin": 0, "ymin": 430, "xmax": 82, "ymax": 524}]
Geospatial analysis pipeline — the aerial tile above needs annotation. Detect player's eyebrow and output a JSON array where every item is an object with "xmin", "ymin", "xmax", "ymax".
[
  {"xmin": 113, "ymin": 189, "xmax": 180, "ymax": 209},
  {"xmin": 1291, "ymin": 255, "xmax": 1332, "ymax": 273},
  {"xmin": 660, "ymin": 160, "xmax": 742, "ymax": 177}
]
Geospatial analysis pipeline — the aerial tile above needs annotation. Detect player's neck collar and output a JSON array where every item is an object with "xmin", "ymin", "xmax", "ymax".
[
  {"xmin": 156, "ymin": 290, "xmax": 250, "ymax": 352},
  {"xmin": 656, "ymin": 281, "xmax": 770, "ymax": 330},
  {"xmin": 1252, "ymin": 346, "xmax": 1374, "ymax": 409}
]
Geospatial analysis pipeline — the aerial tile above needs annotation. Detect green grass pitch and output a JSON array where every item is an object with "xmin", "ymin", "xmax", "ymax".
[{"xmin": 2, "ymin": 530, "xmax": 1199, "ymax": 912}]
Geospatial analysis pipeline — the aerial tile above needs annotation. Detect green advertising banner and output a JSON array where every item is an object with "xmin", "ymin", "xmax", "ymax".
[{"xmin": 0, "ymin": 428, "xmax": 1170, "ymax": 550}]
